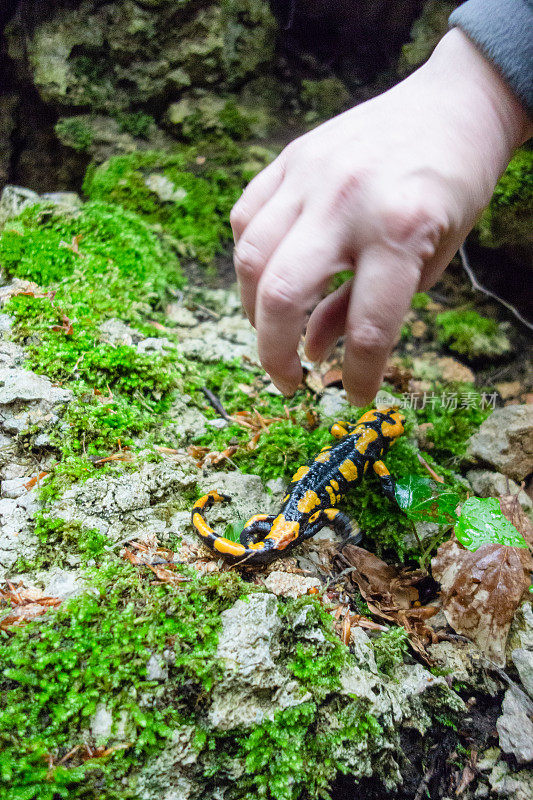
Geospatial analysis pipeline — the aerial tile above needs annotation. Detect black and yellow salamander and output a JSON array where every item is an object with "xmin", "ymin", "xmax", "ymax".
[{"xmin": 191, "ymin": 407, "xmax": 405, "ymax": 566}]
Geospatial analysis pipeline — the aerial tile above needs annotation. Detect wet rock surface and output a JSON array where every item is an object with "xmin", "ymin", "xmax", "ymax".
[{"xmin": 466, "ymin": 405, "xmax": 533, "ymax": 482}]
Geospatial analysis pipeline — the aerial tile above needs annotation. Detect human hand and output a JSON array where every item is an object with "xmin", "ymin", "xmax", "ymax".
[{"xmin": 231, "ymin": 29, "xmax": 531, "ymax": 404}]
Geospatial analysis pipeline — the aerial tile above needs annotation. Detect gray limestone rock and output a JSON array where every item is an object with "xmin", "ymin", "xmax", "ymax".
[
  {"xmin": 99, "ymin": 318, "xmax": 143, "ymax": 347},
  {"xmin": 496, "ymin": 688, "xmax": 533, "ymax": 764},
  {"xmin": 196, "ymin": 470, "xmax": 279, "ymax": 528},
  {"xmin": 512, "ymin": 649, "xmax": 533, "ymax": 700},
  {"xmin": 0, "ymin": 491, "xmax": 40, "ymax": 578},
  {"xmin": 0, "ymin": 186, "xmax": 40, "ymax": 229},
  {"xmin": 466, "ymin": 405, "xmax": 533, "ymax": 482},
  {"xmin": 488, "ymin": 758, "xmax": 533, "ymax": 800},
  {"xmin": 208, "ymin": 594, "xmax": 311, "ymax": 730},
  {"xmin": 50, "ymin": 458, "xmax": 197, "ymax": 541},
  {"xmin": 178, "ymin": 315, "xmax": 259, "ymax": 364},
  {"xmin": 466, "ymin": 469, "xmax": 532, "ymax": 516},
  {"xmin": 508, "ymin": 602, "xmax": 533, "ymax": 655},
  {"xmin": 0, "ymin": 367, "xmax": 73, "ymax": 439}
]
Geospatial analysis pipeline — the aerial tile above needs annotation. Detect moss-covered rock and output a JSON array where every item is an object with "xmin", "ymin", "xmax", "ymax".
[
  {"xmin": 7, "ymin": 0, "xmax": 277, "ymax": 112},
  {"xmin": 476, "ymin": 148, "xmax": 533, "ymax": 250},
  {"xmin": 435, "ymin": 309, "xmax": 512, "ymax": 359},
  {"xmin": 300, "ymin": 77, "xmax": 350, "ymax": 124},
  {"xmin": 82, "ymin": 145, "xmax": 272, "ymax": 261}
]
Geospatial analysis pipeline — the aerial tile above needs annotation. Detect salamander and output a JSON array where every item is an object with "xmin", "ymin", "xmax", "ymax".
[{"xmin": 191, "ymin": 406, "xmax": 405, "ymax": 566}]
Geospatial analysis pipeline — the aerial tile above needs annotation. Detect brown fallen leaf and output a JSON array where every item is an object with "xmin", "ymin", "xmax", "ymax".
[
  {"xmin": 432, "ymin": 537, "xmax": 531, "ymax": 667},
  {"xmin": 23, "ymin": 471, "xmax": 49, "ymax": 491},
  {"xmin": 383, "ymin": 361, "xmax": 412, "ymax": 393},
  {"xmin": 498, "ymin": 492, "xmax": 533, "ymax": 551},
  {"xmin": 337, "ymin": 545, "xmax": 438, "ymax": 659},
  {"xmin": 0, "ymin": 581, "xmax": 61, "ymax": 630},
  {"xmin": 186, "ymin": 444, "xmax": 239, "ymax": 467}
]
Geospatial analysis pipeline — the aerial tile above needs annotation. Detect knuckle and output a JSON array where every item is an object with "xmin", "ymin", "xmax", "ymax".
[
  {"xmin": 346, "ymin": 319, "xmax": 389, "ymax": 358},
  {"xmin": 382, "ymin": 202, "xmax": 448, "ymax": 253},
  {"xmin": 233, "ymin": 240, "xmax": 265, "ymax": 281},
  {"xmin": 260, "ymin": 274, "xmax": 298, "ymax": 315}
]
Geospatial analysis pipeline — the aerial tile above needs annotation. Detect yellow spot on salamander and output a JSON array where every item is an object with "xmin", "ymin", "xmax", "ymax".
[
  {"xmin": 381, "ymin": 418, "xmax": 404, "ymax": 439},
  {"xmin": 357, "ymin": 410, "xmax": 378, "ymax": 424},
  {"xmin": 324, "ymin": 508, "xmax": 339, "ymax": 521},
  {"xmin": 193, "ymin": 512, "xmax": 214, "ymax": 538},
  {"xmin": 355, "ymin": 427, "xmax": 378, "ymax": 453},
  {"xmin": 213, "ymin": 537, "xmax": 246, "ymax": 556},
  {"xmin": 373, "ymin": 461, "xmax": 390, "ymax": 477},
  {"xmin": 330, "ymin": 479, "xmax": 339, "ymax": 491},
  {"xmin": 314, "ymin": 450, "xmax": 331, "ymax": 463},
  {"xmin": 297, "ymin": 490, "xmax": 321, "ymax": 514},
  {"xmin": 339, "ymin": 459, "xmax": 358, "ymax": 482},
  {"xmin": 291, "ymin": 465, "xmax": 310, "ymax": 482},
  {"xmin": 326, "ymin": 485, "xmax": 336, "ymax": 504},
  {"xmin": 282, "ymin": 494, "xmax": 290, "ymax": 504}
]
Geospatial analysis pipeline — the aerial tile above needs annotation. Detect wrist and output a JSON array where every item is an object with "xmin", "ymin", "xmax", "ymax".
[{"xmin": 422, "ymin": 29, "xmax": 532, "ymax": 178}]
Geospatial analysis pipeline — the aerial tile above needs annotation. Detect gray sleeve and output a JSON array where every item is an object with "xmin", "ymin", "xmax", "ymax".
[{"xmin": 449, "ymin": 0, "xmax": 533, "ymax": 112}]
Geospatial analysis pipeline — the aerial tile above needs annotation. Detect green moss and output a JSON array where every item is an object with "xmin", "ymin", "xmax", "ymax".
[
  {"xmin": 410, "ymin": 292, "xmax": 430, "ymax": 310},
  {"xmin": 301, "ymin": 78, "xmax": 350, "ymax": 123},
  {"xmin": 373, "ymin": 627, "xmax": 409, "ymax": 676},
  {"xmin": 477, "ymin": 147, "xmax": 533, "ymax": 248},
  {"xmin": 0, "ymin": 561, "xmax": 249, "ymax": 800},
  {"xmin": 31, "ymin": 514, "xmax": 108, "ymax": 569},
  {"xmin": 55, "ymin": 117, "xmax": 94, "ymax": 152},
  {"xmin": 435, "ymin": 309, "xmax": 511, "ymax": 358},
  {"xmin": 115, "ymin": 111, "xmax": 155, "ymax": 139},
  {"xmin": 82, "ymin": 145, "xmax": 253, "ymax": 262}
]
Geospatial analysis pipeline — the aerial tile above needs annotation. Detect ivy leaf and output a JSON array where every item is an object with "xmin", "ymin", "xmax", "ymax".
[
  {"xmin": 395, "ymin": 475, "xmax": 460, "ymax": 524},
  {"xmin": 455, "ymin": 497, "xmax": 528, "ymax": 551}
]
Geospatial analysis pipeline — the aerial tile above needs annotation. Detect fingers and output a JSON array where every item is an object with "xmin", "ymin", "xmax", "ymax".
[
  {"xmin": 233, "ymin": 186, "xmax": 302, "ymax": 326},
  {"xmin": 304, "ymin": 277, "xmax": 353, "ymax": 362},
  {"xmin": 342, "ymin": 245, "xmax": 422, "ymax": 405},
  {"xmin": 254, "ymin": 216, "xmax": 342, "ymax": 395},
  {"xmin": 230, "ymin": 156, "xmax": 285, "ymax": 244}
]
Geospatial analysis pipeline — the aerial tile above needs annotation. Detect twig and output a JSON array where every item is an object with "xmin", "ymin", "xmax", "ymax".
[
  {"xmin": 201, "ymin": 387, "xmax": 232, "ymax": 421},
  {"xmin": 459, "ymin": 244, "xmax": 533, "ymax": 331},
  {"xmin": 417, "ymin": 454, "xmax": 444, "ymax": 483}
]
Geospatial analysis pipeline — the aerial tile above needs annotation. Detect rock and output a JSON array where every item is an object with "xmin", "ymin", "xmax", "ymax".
[
  {"xmin": 466, "ymin": 470, "xmax": 533, "ymax": 516},
  {"xmin": 208, "ymin": 594, "xmax": 311, "ymax": 730},
  {"xmin": 262, "ymin": 571, "xmax": 321, "ymax": 598},
  {"xmin": 318, "ymin": 388, "xmax": 350, "ymax": 419},
  {"xmin": 206, "ymin": 418, "xmax": 228, "ymax": 429},
  {"xmin": 496, "ymin": 687, "xmax": 533, "ymax": 764},
  {"xmin": 11, "ymin": 567, "xmax": 86, "ymax": 600},
  {"xmin": 0, "ymin": 492, "xmax": 40, "ymax": 578},
  {"xmin": 90, "ymin": 703, "xmax": 114, "ymax": 741},
  {"xmin": 428, "ymin": 640, "xmax": 501, "ymax": 695},
  {"xmin": 411, "ymin": 354, "xmax": 475, "ymax": 384},
  {"xmin": 178, "ymin": 315, "xmax": 259, "ymax": 364},
  {"xmin": 51, "ymin": 458, "xmax": 197, "ymax": 542},
  {"xmin": 0, "ymin": 367, "xmax": 73, "ymax": 440},
  {"xmin": 144, "ymin": 173, "xmax": 187, "ymax": 203},
  {"xmin": 165, "ymin": 395, "xmax": 207, "ymax": 446},
  {"xmin": 488, "ymin": 757, "xmax": 533, "ymax": 800},
  {"xmin": 496, "ymin": 381, "xmax": 522, "ymax": 401},
  {"xmin": 0, "ymin": 185, "xmax": 39, "ymax": 228},
  {"xmin": 0, "ymin": 340, "xmax": 24, "ymax": 368},
  {"xmin": 99, "ymin": 318, "xmax": 143, "ymax": 347},
  {"xmin": 137, "ymin": 337, "xmax": 175, "ymax": 354},
  {"xmin": 508, "ymin": 602, "xmax": 533, "ymax": 655},
  {"xmin": 165, "ymin": 303, "xmax": 197, "ymax": 327},
  {"xmin": 40, "ymin": 191, "xmax": 82, "ymax": 212},
  {"xmin": 135, "ymin": 724, "xmax": 200, "ymax": 800},
  {"xmin": 146, "ymin": 653, "xmax": 168, "ymax": 681},
  {"xmin": 1, "ymin": 476, "xmax": 30, "ymax": 499},
  {"xmin": 512, "ymin": 649, "xmax": 533, "ymax": 700},
  {"xmin": 466, "ymin": 405, "xmax": 533, "ymax": 482}
]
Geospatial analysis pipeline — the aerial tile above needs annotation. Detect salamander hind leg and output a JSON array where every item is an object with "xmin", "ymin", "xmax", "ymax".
[
  {"xmin": 304, "ymin": 508, "xmax": 359, "ymax": 543},
  {"xmin": 329, "ymin": 420, "xmax": 356, "ymax": 438},
  {"xmin": 240, "ymin": 514, "xmax": 276, "ymax": 546},
  {"xmin": 372, "ymin": 460, "xmax": 396, "ymax": 502}
]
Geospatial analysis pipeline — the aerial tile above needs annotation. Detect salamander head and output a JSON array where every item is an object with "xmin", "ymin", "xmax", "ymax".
[
  {"xmin": 379, "ymin": 407, "xmax": 405, "ymax": 441},
  {"xmin": 265, "ymin": 514, "xmax": 301, "ymax": 550}
]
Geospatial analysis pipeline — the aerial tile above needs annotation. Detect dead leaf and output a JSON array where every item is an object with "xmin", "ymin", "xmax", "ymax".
[
  {"xmin": 383, "ymin": 362, "xmax": 412, "ymax": 393},
  {"xmin": 23, "ymin": 471, "xmax": 49, "ymax": 491},
  {"xmin": 498, "ymin": 493, "xmax": 533, "ymax": 550},
  {"xmin": 186, "ymin": 444, "xmax": 238, "ymax": 467},
  {"xmin": 0, "ymin": 581, "xmax": 61, "ymax": 630},
  {"xmin": 337, "ymin": 545, "xmax": 437, "ymax": 659},
  {"xmin": 432, "ymin": 538, "xmax": 531, "ymax": 666}
]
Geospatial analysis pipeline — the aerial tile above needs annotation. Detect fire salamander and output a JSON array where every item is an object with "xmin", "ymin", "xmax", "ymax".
[{"xmin": 191, "ymin": 407, "xmax": 405, "ymax": 566}]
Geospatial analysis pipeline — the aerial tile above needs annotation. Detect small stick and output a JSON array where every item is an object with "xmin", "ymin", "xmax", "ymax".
[
  {"xmin": 459, "ymin": 244, "xmax": 533, "ymax": 331},
  {"xmin": 201, "ymin": 387, "xmax": 232, "ymax": 421},
  {"xmin": 417, "ymin": 454, "xmax": 444, "ymax": 483}
]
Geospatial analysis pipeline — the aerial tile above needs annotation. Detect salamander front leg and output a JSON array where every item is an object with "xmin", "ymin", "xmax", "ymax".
[
  {"xmin": 373, "ymin": 460, "xmax": 396, "ymax": 502},
  {"xmin": 329, "ymin": 420, "xmax": 356, "ymax": 439}
]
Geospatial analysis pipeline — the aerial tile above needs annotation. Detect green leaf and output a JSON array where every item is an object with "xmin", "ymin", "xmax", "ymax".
[
  {"xmin": 395, "ymin": 475, "xmax": 460, "ymax": 524},
  {"xmin": 455, "ymin": 497, "xmax": 528, "ymax": 551},
  {"xmin": 223, "ymin": 519, "xmax": 246, "ymax": 543}
]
